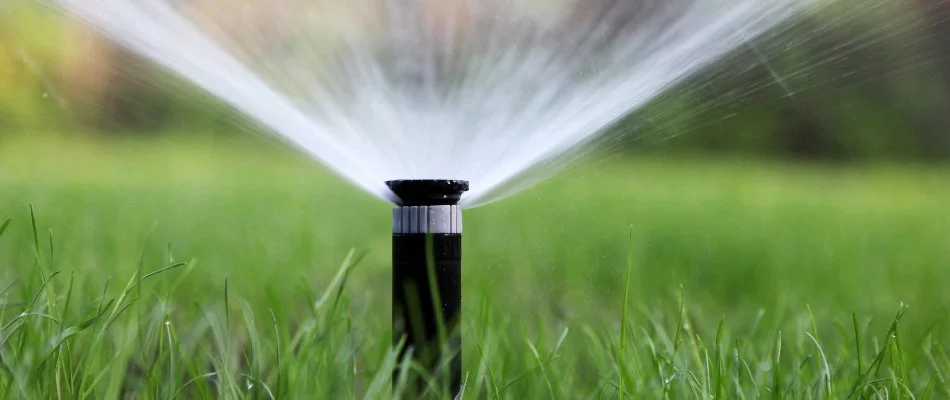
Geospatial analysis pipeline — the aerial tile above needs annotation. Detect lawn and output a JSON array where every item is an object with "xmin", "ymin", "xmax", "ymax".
[{"xmin": 1, "ymin": 133, "xmax": 949, "ymax": 398}]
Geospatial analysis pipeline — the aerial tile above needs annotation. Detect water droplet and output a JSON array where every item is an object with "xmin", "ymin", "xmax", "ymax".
[{"xmin": 42, "ymin": 92, "xmax": 48, "ymax": 99}]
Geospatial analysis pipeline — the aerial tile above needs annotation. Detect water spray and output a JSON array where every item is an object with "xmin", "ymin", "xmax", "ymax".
[
  {"xmin": 45, "ymin": 0, "xmax": 817, "ymax": 394},
  {"xmin": 387, "ymin": 179, "xmax": 468, "ymax": 394},
  {"xmin": 48, "ymin": 0, "xmax": 813, "ymax": 208}
]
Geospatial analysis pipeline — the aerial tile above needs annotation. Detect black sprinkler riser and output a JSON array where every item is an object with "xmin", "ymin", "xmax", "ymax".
[{"xmin": 387, "ymin": 180, "xmax": 467, "ymax": 397}]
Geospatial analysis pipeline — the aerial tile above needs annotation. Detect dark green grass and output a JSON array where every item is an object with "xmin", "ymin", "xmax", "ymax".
[{"xmin": 1, "ymin": 135, "xmax": 949, "ymax": 398}]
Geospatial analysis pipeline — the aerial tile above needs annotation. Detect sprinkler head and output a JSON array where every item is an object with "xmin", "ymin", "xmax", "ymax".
[
  {"xmin": 388, "ymin": 179, "xmax": 468, "ymax": 395},
  {"xmin": 386, "ymin": 179, "xmax": 469, "ymax": 206}
]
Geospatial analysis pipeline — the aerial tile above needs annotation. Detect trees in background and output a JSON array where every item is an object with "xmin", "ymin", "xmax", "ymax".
[
  {"xmin": 625, "ymin": 0, "xmax": 950, "ymax": 160},
  {"xmin": 1, "ymin": 1, "xmax": 948, "ymax": 161}
]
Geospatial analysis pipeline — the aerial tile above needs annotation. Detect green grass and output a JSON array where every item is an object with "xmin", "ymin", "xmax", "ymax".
[{"xmin": 1, "ymin": 134, "xmax": 949, "ymax": 398}]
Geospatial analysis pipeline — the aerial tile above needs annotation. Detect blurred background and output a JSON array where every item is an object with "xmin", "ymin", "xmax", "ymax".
[{"xmin": 1, "ymin": 0, "xmax": 949, "ymax": 160}]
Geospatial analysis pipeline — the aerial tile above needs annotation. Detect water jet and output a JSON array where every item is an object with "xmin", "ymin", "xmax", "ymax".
[
  {"xmin": 387, "ymin": 179, "xmax": 467, "ymax": 395},
  {"xmin": 46, "ymin": 0, "xmax": 814, "ymax": 207}
]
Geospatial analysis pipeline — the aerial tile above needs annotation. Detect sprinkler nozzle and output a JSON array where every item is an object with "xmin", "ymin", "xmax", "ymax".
[{"xmin": 386, "ymin": 179, "xmax": 469, "ymax": 206}]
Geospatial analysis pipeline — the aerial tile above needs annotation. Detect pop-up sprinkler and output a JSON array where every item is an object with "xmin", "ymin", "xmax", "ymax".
[{"xmin": 387, "ymin": 179, "xmax": 468, "ymax": 395}]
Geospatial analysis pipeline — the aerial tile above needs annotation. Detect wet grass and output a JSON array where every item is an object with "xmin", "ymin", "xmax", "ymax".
[{"xmin": 1, "ymin": 134, "xmax": 949, "ymax": 398}]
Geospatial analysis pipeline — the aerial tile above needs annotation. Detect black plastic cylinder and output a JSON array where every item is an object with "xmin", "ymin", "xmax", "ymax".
[{"xmin": 388, "ymin": 180, "xmax": 468, "ymax": 396}]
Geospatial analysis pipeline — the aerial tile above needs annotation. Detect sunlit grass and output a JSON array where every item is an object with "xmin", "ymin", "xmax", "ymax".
[{"xmin": 1, "ymin": 135, "xmax": 949, "ymax": 398}]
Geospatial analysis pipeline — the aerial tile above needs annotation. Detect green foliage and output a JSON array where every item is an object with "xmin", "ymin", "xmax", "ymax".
[
  {"xmin": 2, "ymin": 1, "xmax": 950, "ymax": 157},
  {"xmin": 612, "ymin": 1, "xmax": 950, "ymax": 160},
  {"xmin": 0, "ymin": 136, "xmax": 948, "ymax": 397},
  {"xmin": 0, "ymin": 2, "xmax": 68, "ymax": 130}
]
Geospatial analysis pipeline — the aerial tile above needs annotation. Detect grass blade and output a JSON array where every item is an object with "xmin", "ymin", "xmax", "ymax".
[
  {"xmin": 771, "ymin": 331, "xmax": 782, "ymax": 400},
  {"xmin": 619, "ymin": 226, "xmax": 635, "ymax": 399},
  {"xmin": 853, "ymin": 310, "xmax": 863, "ymax": 379},
  {"xmin": 0, "ymin": 218, "xmax": 11, "ymax": 240}
]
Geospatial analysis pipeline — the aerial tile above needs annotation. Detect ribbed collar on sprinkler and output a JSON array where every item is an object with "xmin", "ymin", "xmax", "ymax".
[{"xmin": 386, "ymin": 179, "xmax": 469, "ymax": 206}]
